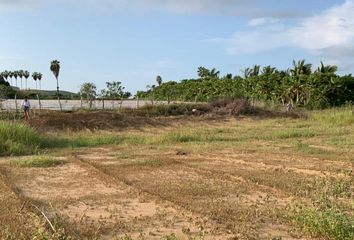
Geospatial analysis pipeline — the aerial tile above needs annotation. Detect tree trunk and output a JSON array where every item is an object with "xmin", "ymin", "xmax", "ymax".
[
  {"xmin": 37, "ymin": 94, "xmax": 42, "ymax": 110},
  {"xmin": 119, "ymin": 99, "xmax": 123, "ymax": 110},
  {"xmin": 15, "ymin": 95, "xmax": 18, "ymax": 113},
  {"xmin": 56, "ymin": 77, "xmax": 62, "ymax": 111}
]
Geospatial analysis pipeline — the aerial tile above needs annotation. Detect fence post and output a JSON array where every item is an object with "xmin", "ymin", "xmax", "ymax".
[
  {"xmin": 37, "ymin": 94, "xmax": 42, "ymax": 111},
  {"xmin": 15, "ymin": 95, "xmax": 18, "ymax": 113},
  {"xmin": 137, "ymin": 96, "xmax": 139, "ymax": 109}
]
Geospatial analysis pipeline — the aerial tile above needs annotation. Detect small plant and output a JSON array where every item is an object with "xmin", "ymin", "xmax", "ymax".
[
  {"xmin": 10, "ymin": 156, "xmax": 66, "ymax": 168},
  {"xmin": 291, "ymin": 206, "xmax": 354, "ymax": 240},
  {"xmin": 0, "ymin": 121, "xmax": 41, "ymax": 155}
]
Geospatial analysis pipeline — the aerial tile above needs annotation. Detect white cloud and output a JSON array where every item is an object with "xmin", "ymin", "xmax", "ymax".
[
  {"xmin": 211, "ymin": 0, "xmax": 354, "ymax": 59},
  {"xmin": 288, "ymin": 0, "xmax": 354, "ymax": 51},
  {"xmin": 248, "ymin": 18, "xmax": 278, "ymax": 27}
]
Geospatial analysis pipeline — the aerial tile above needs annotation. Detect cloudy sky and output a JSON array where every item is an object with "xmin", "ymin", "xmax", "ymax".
[{"xmin": 1, "ymin": 0, "xmax": 353, "ymax": 93}]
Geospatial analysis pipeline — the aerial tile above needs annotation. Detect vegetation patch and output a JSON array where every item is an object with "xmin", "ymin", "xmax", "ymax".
[
  {"xmin": 10, "ymin": 156, "xmax": 67, "ymax": 168},
  {"xmin": 294, "ymin": 141, "xmax": 331, "ymax": 155},
  {"xmin": 0, "ymin": 121, "xmax": 41, "ymax": 156},
  {"xmin": 290, "ymin": 206, "xmax": 354, "ymax": 240}
]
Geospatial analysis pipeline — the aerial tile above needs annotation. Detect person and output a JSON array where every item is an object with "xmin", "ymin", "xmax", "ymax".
[
  {"xmin": 22, "ymin": 96, "xmax": 30, "ymax": 121},
  {"xmin": 286, "ymin": 101, "xmax": 294, "ymax": 112}
]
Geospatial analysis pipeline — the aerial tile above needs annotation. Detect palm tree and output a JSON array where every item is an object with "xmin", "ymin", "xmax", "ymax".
[
  {"xmin": 243, "ymin": 67, "xmax": 252, "ymax": 78},
  {"xmin": 9, "ymin": 71, "xmax": 14, "ymax": 86},
  {"xmin": 32, "ymin": 72, "xmax": 38, "ymax": 90},
  {"xmin": 156, "ymin": 75, "xmax": 162, "ymax": 86},
  {"xmin": 315, "ymin": 61, "xmax": 338, "ymax": 74},
  {"xmin": 262, "ymin": 65, "xmax": 276, "ymax": 75},
  {"xmin": 24, "ymin": 71, "xmax": 30, "ymax": 89},
  {"xmin": 13, "ymin": 71, "xmax": 18, "ymax": 88},
  {"xmin": 197, "ymin": 67, "xmax": 210, "ymax": 80},
  {"xmin": 291, "ymin": 60, "xmax": 312, "ymax": 76},
  {"xmin": 250, "ymin": 65, "xmax": 260, "ymax": 77},
  {"xmin": 50, "ymin": 60, "xmax": 62, "ymax": 111},
  {"xmin": 210, "ymin": 68, "xmax": 220, "ymax": 79},
  {"xmin": 37, "ymin": 72, "xmax": 42, "ymax": 90},
  {"xmin": 1, "ymin": 71, "xmax": 9, "ymax": 84},
  {"xmin": 18, "ymin": 70, "xmax": 24, "ymax": 89}
]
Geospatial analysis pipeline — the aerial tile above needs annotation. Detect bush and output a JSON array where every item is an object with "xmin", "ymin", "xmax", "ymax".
[
  {"xmin": 209, "ymin": 98, "xmax": 253, "ymax": 115},
  {"xmin": 0, "ymin": 121, "xmax": 41, "ymax": 155}
]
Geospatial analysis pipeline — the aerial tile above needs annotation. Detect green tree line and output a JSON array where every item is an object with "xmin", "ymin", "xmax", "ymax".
[{"xmin": 137, "ymin": 60, "xmax": 354, "ymax": 109}]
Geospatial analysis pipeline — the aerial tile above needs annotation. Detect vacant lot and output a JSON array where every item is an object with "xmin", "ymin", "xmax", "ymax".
[{"xmin": 0, "ymin": 108, "xmax": 353, "ymax": 240}]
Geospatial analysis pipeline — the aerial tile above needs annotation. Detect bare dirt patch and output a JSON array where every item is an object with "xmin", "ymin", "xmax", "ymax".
[{"xmin": 2, "ymin": 157, "xmax": 230, "ymax": 239}]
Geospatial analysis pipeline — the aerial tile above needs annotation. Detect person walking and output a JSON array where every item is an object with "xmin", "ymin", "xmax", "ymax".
[
  {"xmin": 22, "ymin": 96, "xmax": 31, "ymax": 122},
  {"xmin": 286, "ymin": 101, "xmax": 294, "ymax": 112}
]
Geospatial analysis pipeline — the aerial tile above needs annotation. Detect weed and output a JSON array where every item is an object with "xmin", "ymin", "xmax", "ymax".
[
  {"xmin": 291, "ymin": 205, "xmax": 354, "ymax": 240},
  {"xmin": 0, "ymin": 121, "xmax": 41, "ymax": 155},
  {"xmin": 10, "ymin": 156, "xmax": 67, "ymax": 168}
]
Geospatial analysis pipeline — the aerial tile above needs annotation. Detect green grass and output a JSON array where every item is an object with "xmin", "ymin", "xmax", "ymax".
[
  {"xmin": 291, "ymin": 206, "xmax": 354, "ymax": 240},
  {"xmin": 294, "ymin": 141, "xmax": 331, "ymax": 155},
  {"xmin": 0, "ymin": 121, "xmax": 41, "ymax": 156},
  {"xmin": 311, "ymin": 106, "xmax": 354, "ymax": 126},
  {"xmin": 10, "ymin": 156, "xmax": 67, "ymax": 168}
]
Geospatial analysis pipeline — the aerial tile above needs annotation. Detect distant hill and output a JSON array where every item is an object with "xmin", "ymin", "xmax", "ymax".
[
  {"xmin": 12, "ymin": 88, "xmax": 79, "ymax": 99},
  {"xmin": 23, "ymin": 89, "xmax": 77, "ymax": 97}
]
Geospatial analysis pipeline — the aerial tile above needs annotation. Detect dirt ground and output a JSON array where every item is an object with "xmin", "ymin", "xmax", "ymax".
[{"xmin": 0, "ymin": 112, "xmax": 353, "ymax": 239}]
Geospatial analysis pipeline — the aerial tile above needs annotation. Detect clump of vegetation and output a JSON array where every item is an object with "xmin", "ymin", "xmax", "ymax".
[
  {"xmin": 208, "ymin": 98, "xmax": 253, "ymax": 115},
  {"xmin": 290, "ymin": 205, "xmax": 354, "ymax": 240},
  {"xmin": 126, "ymin": 103, "xmax": 207, "ymax": 117},
  {"xmin": 311, "ymin": 105, "xmax": 354, "ymax": 125},
  {"xmin": 137, "ymin": 61, "xmax": 354, "ymax": 109},
  {"xmin": 0, "ymin": 121, "xmax": 41, "ymax": 155},
  {"xmin": 10, "ymin": 155, "xmax": 67, "ymax": 168}
]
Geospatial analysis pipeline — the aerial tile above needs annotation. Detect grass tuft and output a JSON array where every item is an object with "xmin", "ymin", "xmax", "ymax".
[
  {"xmin": 0, "ymin": 121, "xmax": 41, "ymax": 156},
  {"xmin": 10, "ymin": 156, "xmax": 67, "ymax": 168}
]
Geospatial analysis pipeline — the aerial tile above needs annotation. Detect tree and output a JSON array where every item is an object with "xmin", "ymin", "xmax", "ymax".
[
  {"xmin": 80, "ymin": 82, "xmax": 97, "ymax": 108},
  {"xmin": 37, "ymin": 72, "xmax": 42, "ymax": 90},
  {"xmin": 316, "ymin": 61, "xmax": 338, "ymax": 74},
  {"xmin": 261, "ymin": 65, "xmax": 277, "ymax": 75},
  {"xmin": 18, "ymin": 70, "xmax": 24, "ymax": 89},
  {"xmin": 291, "ymin": 60, "xmax": 312, "ymax": 76},
  {"xmin": 101, "ymin": 81, "xmax": 125, "ymax": 99},
  {"xmin": 1, "ymin": 71, "xmax": 9, "ymax": 85},
  {"xmin": 50, "ymin": 60, "xmax": 62, "ymax": 111},
  {"xmin": 32, "ymin": 72, "xmax": 38, "ymax": 90},
  {"xmin": 9, "ymin": 71, "xmax": 14, "ymax": 86},
  {"xmin": 197, "ymin": 67, "xmax": 210, "ymax": 80},
  {"xmin": 24, "ymin": 71, "xmax": 30, "ymax": 89},
  {"xmin": 101, "ymin": 81, "xmax": 131, "ymax": 109},
  {"xmin": 13, "ymin": 71, "xmax": 18, "ymax": 88},
  {"xmin": 210, "ymin": 68, "xmax": 220, "ymax": 79},
  {"xmin": 156, "ymin": 75, "xmax": 162, "ymax": 86},
  {"xmin": 225, "ymin": 74, "xmax": 233, "ymax": 79}
]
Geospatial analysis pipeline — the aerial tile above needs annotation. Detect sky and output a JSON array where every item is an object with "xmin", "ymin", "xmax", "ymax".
[{"xmin": 1, "ymin": 0, "xmax": 354, "ymax": 94}]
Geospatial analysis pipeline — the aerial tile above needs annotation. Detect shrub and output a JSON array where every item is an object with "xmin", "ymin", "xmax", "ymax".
[
  {"xmin": 0, "ymin": 121, "xmax": 41, "ymax": 155},
  {"xmin": 209, "ymin": 98, "xmax": 253, "ymax": 115}
]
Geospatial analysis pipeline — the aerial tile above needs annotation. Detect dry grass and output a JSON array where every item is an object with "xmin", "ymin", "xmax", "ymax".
[{"xmin": 0, "ymin": 107, "xmax": 353, "ymax": 239}]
